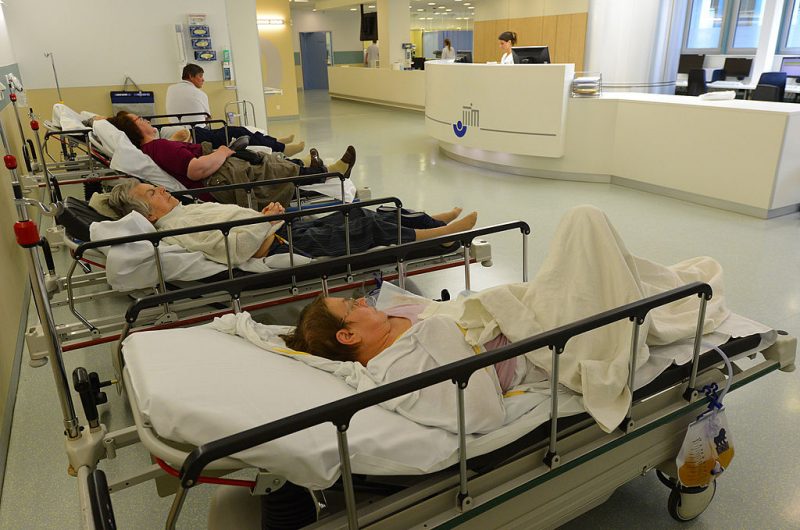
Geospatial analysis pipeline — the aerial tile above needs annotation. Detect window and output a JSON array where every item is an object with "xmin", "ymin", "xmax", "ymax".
[
  {"xmin": 731, "ymin": 0, "xmax": 766, "ymax": 49},
  {"xmin": 685, "ymin": 0, "xmax": 728, "ymax": 51},
  {"xmin": 683, "ymin": 0, "xmax": 769, "ymax": 53},
  {"xmin": 779, "ymin": 0, "xmax": 800, "ymax": 52}
]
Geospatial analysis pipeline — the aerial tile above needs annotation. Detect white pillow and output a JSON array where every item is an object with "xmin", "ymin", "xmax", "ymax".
[
  {"xmin": 92, "ymin": 120, "xmax": 187, "ymax": 192},
  {"xmin": 698, "ymin": 90, "xmax": 736, "ymax": 101}
]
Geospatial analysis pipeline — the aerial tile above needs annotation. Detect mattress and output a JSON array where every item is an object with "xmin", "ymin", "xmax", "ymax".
[{"xmin": 122, "ymin": 313, "xmax": 773, "ymax": 489}]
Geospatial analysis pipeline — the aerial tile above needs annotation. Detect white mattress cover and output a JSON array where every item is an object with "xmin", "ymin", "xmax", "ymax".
[{"xmin": 123, "ymin": 313, "xmax": 773, "ymax": 489}]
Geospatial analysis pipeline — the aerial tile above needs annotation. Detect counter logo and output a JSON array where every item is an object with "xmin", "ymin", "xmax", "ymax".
[{"xmin": 453, "ymin": 104, "xmax": 479, "ymax": 138}]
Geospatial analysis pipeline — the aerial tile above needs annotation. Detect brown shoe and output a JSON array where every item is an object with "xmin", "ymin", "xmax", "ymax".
[
  {"xmin": 309, "ymin": 148, "xmax": 325, "ymax": 171},
  {"xmin": 341, "ymin": 146, "xmax": 356, "ymax": 179}
]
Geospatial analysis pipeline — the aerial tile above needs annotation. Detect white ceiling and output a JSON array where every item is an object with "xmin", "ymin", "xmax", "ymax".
[{"xmin": 290, "ymin": 0, "xmax": 481, "ymax": 31}]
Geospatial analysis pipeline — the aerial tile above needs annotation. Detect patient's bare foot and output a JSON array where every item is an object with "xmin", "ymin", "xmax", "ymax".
[
  {"xmin": 278, "ymin": 134, "xmax": 295, "ymax": 144},
  {"xmin": 283, "ymin": 141, "xmax": 305, "ymax": 157},
  {"xmin": 432, "ymin": 207, "xmax": 462, "ymax": 224},
  {"xmin": 448, "ymin": 211, "xmax": 477, "ymax": 232}
]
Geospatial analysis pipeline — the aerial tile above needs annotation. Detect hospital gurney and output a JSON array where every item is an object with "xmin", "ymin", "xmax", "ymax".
[
  {"xmin": 102, "ymin": 253, "xmax": 794, "ymax": 530},
  {"xmin": 40, "ymin": 191, "xmax": 497, "ymax": 353}
]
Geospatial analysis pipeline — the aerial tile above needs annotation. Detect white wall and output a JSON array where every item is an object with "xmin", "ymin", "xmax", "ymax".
[
  {"xmin": 291, "ymin": 10, "xmax": 361, "ymax": 52},
  {"xmin": 585, "ymin": 0, "xmax": 666, "ymax": 85},
  {"xmin": 3, "ymin": 0, "xmax": 231, "ymax": 88},
  {"xmin": 225, "ymin": 0, "xmax": 267, "ymax": 129},
  {"xmin": 0, "ymin": 7, "xmax": 16, "ymax": 66},
  {"xmin": 475, "ymin": 0, "xmax": 589, "ymax": 20}
]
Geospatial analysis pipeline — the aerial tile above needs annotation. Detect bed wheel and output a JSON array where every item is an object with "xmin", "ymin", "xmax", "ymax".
[{"xmin": 666, "ymin": 480, "xmax": 716, "ymax": 522}]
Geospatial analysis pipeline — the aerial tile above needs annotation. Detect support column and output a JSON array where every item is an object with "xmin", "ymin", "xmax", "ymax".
[
  {"xmin": 377, "ymin": 0, "xmax": 411, "ymax": 69},
  {"xmin": 751, "ymin": 0, "xmax": 784, "ymax": 78},
  {"xmin": 225, "ymin": 0, "xmax": 269, "ymax": 127}
]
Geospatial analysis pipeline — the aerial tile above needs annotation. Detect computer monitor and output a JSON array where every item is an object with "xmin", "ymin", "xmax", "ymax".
[
  {"xmin": 677, "ymin": 54, "xmax": 705, "ymax": 74},
  {"xmin": 512, "ymin": 46, "xmax": 551, "ymax": 64},
  {"xmin": 723, "ymin": 57, "xmax": 753, "ymax": 80},
  {"xmin": 779, "ymin": 56, "xmax": 800, "ymax": 78},
  {"xmin": 455, "ymin": 50, "xmax": 472, "ymax": 64},
  {"xmin": 412, "ymin": 57, "xmax": 426, "ymax": 70}
]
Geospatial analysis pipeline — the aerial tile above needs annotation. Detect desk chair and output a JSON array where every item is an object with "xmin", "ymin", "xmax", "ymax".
[
  {"xmin": 711, "ymin": 69, "xmax": 726, "ymax": 83},
  {"xmin": 757, "ymin": 72, "xmax": 787, "ymax": 101},
  {"xmin": 687, "ymin": 69, "xmax": 707, "ymax": 96},
  {"xmin": 751, "ymin": 84, "xmax": 782, "ymax": 102}
]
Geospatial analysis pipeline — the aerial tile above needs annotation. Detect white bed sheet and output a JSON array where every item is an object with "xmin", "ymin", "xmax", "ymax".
[
  {"xmin": 89, "ymin": 212, "xmax": 311, "ymax": 292},
  {"xmin": 122, "ymin": 312, "xmax": 774, "ymax": 489}
]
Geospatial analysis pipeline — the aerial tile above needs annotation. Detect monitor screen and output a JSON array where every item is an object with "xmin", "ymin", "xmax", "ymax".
[
  {"xmin": 455, "ymin": 50, "xmax": 472, "ymax": 63},
  {"xmin": 723, "ymin": 57, "xmax": 753, "ymax": 79},
  {"xmin": 360, "ymin": 12, "xmax": 377, "ymax": 41},
  {"xmin": 412, "ymin": 57, "xmax": 426, "ymax": 70},
  {"xmin": 677, "ymin": 54, "xmax": 705, "ymax": 74},
  {"xmin": 780, "ymin": 56, "xmax": 800, "ymax": 78},
  {"xmin": 512, "ymin": 46, "xmax": 551, "ymax": 64}
]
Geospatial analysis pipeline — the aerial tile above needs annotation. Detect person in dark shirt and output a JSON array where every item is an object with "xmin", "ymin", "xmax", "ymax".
[{"xmin": 107, "ymin": 111, "xmax": 356, "ymax": 209}]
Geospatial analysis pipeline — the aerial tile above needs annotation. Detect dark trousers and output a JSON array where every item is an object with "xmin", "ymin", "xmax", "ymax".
[
  {"xmin": 194, "ymin": 126, "xmax": 285, "ymax": 152},
  {"xmin": 270, "ymin": 209, "xmax": 442, "ymax": 257}
]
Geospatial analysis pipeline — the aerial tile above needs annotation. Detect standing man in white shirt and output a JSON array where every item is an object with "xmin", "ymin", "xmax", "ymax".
[
  {"xmin": 166, "ymin": 64, "xmax": 305, "ymax": 156},
  {"xmin": 365, "ymin": 40, "xmax": 379, "ymax": 68}
]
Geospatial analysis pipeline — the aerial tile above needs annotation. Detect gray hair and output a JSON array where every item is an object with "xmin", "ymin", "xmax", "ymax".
[{"xmin": 107, "ymin": 179, "xmax": 151, "ymax": 219}]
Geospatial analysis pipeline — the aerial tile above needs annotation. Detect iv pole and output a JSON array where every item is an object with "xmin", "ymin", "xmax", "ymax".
[{"xmin": 44, "ymin": 51, "xmax": 64, "ymax": 102}]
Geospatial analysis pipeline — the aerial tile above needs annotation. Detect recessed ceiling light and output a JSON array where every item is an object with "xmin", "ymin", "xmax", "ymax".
[
  {"xmin": 350, "ymin": 7, "xmax": 357, "ymax": 10},
  {"xmin": 417, "ymin": 8, "xmax": 423, "ymax": 11},
  {"xmin": 467, "ymin": 6, "xmax": 475, "ymax": 9},
  {"xmin": 428, "ymin": 2, "xmax": 436, "ymax": 5},
  {"xmin": 369, "ymin": 4, "xmax": 375, "ymax": 7}
]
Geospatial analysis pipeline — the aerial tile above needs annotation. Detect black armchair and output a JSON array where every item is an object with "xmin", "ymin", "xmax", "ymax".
[
  {"xmin": 687, "ymin": 69, "xmax": 707, "ymax": 96},
  {"xmin": 757, "ymin": 72, "xmax": 787, "ymax": 101},
  {"xmin": 751, "ymin": 84, "xmax": 782, "ymax": 102}
]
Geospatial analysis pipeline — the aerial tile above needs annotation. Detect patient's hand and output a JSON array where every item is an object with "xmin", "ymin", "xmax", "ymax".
[
  {"xmin": 170, "ymin": 129, "xmax": 191, "ymax": 142},
  {"xmin": 261, "ymin": 202, "xmax": 285, "ymax": 222}
]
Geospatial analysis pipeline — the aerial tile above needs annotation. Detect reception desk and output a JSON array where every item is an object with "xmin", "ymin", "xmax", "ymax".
[
  {"xmin": 427, "ymin": 63, "xmax": 800, "ymax": 218},
  {"xmin": 328, "ymin": 66, "xmax": 425, "ymax": 111}
]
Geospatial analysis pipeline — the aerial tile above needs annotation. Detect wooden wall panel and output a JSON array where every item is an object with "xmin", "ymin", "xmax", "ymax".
[
  {"xmin": 473, "ymin": 12, "xmax": 587, "ymax": 68},
  {"xmin": 569, "ymin": 12, "xmax": 588, "ymax": 71},
  {"xmin": 542, "ymin": 15, "xmax": 558, "ymax": 53},
  {"xmin": 555, "ymin": 15, "xmax": 572, "ymax": 64}
]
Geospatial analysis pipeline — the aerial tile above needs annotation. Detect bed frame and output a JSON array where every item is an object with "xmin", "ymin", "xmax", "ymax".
[
  {"xmin": 107, "ymin": 271, "xmax": 795, "ymax": 530},
  {"xmin": 36, "ymin": 178, "xmax": 496, "ymax": 354}
]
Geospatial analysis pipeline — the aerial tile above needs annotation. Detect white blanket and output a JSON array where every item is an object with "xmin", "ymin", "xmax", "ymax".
[
  {"xmin": 419, "ymin": 205, "xmax": 730, "ymax": 432},
  {"xmin": 51, "ymin": 103, "xmax": 96, "ymax": 131},
  {"xmin": 89, "ymin": 212, "xmax": 310, "ymax": 291}
]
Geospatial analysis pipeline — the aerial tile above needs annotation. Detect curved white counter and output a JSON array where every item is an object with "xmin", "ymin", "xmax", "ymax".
[{"xmin": 426, "ymin": 63, "xmax": 800, "ymax": 218}]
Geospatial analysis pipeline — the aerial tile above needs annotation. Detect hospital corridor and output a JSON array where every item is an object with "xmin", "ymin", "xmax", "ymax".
[{"xmin": 0, "ymin": 1, "xmax": 799, "ymax": 529}]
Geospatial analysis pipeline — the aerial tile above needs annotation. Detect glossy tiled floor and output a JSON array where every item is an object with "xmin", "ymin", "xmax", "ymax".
[{"xmin": 0, "ymin": 90, "xmax": 798, "ymax": 529}]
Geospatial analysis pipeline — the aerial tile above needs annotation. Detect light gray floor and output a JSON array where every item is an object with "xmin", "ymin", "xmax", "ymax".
[{"xmin": 1, "ymin": 90, "xmax": 798, "ymax": 529}]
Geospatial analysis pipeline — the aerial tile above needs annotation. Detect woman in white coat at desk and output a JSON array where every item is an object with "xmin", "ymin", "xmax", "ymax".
[
  {"xmin": 499, "ymin": 31, "xmax": 519, "ymax": 64},
  {"xmin": 441, "ymin": 38, "xmax": 456, "ymax": 61}
]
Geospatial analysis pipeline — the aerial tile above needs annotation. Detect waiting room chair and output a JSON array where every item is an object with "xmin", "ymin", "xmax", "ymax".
[
  {"xmin": 687, "ymin": 69, "xmax": 707, "ymax": 96},
  {"xmin": 757, "ymin": 72, "xmax": 787, "ymax": 101},
  {"xmin": 751, "ymin": 84, "xmax": 782, "ymax": 102}
]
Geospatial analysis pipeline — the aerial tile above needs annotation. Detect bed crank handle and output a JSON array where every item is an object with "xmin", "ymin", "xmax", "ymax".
[{"xmin": 15, "ymin": 197, "xmax": 63, "ymax": 217}]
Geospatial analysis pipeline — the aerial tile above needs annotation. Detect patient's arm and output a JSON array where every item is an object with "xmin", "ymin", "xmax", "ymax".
[
  {"xmin": 252, "ymin": 234, "xmax": 276, "ymax": 258},
  {"xmin": 186, "ymin": 145, "xmax": 235, "ymax": 181},
  {"xmin": 169, "ymin": 129, "xmax": 191, "ymax": 142}
]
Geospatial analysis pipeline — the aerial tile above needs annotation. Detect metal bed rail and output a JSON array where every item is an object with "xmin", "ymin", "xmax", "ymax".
[
  {"xmin": 67, "ymin": 195, "xmax": 405, "ymax": 333},
  {"xmin": 167, "ymin": 170, "xmax": 350, "ymax": 213},
  {"xmin": 122, "ymin": 220, "xmax": 531, "ymax": 326},
  {"xmin": 158, "ymin": 282, "xmax": 711, "ymax": 530}
]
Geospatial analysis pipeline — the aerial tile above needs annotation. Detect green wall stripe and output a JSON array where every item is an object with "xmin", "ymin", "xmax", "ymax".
[
  {"xmin": 333, "ymin": 51, "xmax": 363, "ymax": 64},
  {"xmin": 294, "ymin": 51, "xmax": 364, "ymax": 66}
]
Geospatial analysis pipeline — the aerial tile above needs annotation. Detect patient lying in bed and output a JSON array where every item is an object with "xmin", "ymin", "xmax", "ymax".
[
  {"xmin": 280, "ymin": 205, "xmax": 730, "ymax": 434},
  {"xmin": 107, "ymin": 178, "xmax": 478, "ymax": 265}
]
